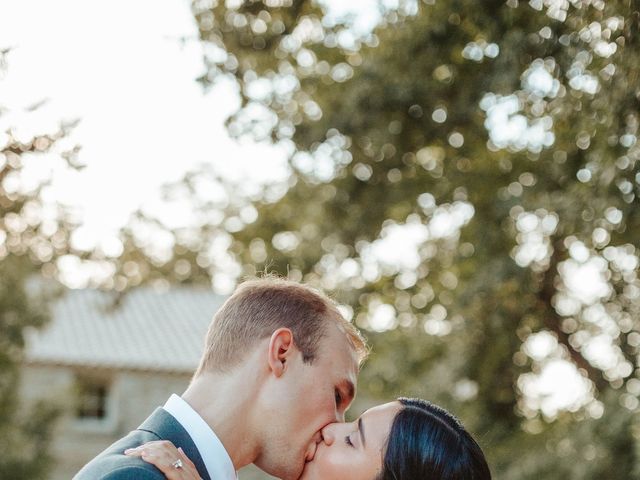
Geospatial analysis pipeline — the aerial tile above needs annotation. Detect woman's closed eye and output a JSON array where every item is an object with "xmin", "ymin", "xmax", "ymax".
[{"xmin": 344, "ymin": 434, "xmax": 354, "ymax": 447}]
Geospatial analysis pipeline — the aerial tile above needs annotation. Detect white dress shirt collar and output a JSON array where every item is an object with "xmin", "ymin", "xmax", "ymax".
[{"xmin": 163, "ymin": 394, "xmax": 237, "ymax": 480}]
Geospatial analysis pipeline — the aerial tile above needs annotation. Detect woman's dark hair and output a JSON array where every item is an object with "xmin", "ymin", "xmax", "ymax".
[{"xmin": 377, "ymin": 398, "xmax": 491, "ymax": 480}]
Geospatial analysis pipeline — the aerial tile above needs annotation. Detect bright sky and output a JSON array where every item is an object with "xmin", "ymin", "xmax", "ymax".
[{"xmin": 0, "ymin": 0, "xmax": 291, "ymax": 245}]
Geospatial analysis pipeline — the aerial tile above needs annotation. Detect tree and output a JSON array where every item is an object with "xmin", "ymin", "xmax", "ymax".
[
  {"xmin": 126, "ymin": 1, "xmax": 640, "ymax": 476},
  {"xmin": 0, "ymin": 50, "xmax": 83, "ymax": 479}
]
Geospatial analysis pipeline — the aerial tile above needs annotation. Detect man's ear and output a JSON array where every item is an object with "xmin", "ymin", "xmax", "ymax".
[{"xmin": 267, "ymin": 328, "xmax": 295, "ymax": 378}]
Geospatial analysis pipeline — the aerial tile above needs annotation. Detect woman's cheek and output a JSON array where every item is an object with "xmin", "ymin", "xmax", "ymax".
[
  {"xmin": 324, "ymin": 448, "xmax": 354, "ymax": 479},
  {"xmin": 303, "ymin": 448, "xmax": 341, "ymax": 480},
  {"xmin": 318, "ymin": 445, "xmax": 349, "ymax": 480}
]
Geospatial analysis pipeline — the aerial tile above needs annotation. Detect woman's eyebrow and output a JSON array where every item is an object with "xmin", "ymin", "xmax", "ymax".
[{"xmin": 358, "ymin": 417, "xmax": 366, "ymax": 447}]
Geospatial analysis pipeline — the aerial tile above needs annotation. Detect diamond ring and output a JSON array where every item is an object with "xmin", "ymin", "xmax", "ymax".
[{"xmin": 172, "ymin": 458, "xmax": 183, "ymax": 469}]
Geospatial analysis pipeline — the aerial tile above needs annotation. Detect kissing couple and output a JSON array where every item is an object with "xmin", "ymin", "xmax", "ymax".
[{"xmin": 75, "ymin": 277, "xmax": 491, "ymax": 480}]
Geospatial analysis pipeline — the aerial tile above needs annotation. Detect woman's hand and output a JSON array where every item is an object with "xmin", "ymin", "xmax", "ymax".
[{"xmin": 124, "ymin": 440, "xmax": 202, "ymax": 480}]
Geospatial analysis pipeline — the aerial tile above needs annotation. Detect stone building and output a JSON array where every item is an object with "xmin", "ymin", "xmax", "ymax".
[{"xmin": 21, "ymin": 286, "xmax": 274, "ymax": 480}]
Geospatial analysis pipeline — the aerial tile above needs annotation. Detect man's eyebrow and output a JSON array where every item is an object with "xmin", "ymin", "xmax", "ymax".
[{"xmin": 358, "ymin": 417, "xmax": 366, "ymax": 448}]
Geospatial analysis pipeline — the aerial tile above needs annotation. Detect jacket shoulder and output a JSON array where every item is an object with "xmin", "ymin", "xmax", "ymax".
[
  {"xmin": 74, "ymin": 430, "xmax": 163, "ymax": 479},
  {"xmin": 96, "ymin": 464, "xmax": 162, "ymax": 480}
]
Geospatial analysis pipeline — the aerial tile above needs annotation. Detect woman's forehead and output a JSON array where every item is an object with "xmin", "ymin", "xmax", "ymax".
[{"xmin": 361, "ymin": 402, "xmax": 403, "ymax": 436}]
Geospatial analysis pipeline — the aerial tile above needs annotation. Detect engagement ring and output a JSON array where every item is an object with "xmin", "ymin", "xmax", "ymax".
[{"xmin": 172, "ymin": 459, "xmax": 183, "ymax": 469}]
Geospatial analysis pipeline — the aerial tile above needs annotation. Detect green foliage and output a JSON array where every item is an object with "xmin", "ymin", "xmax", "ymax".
[
  {"xmin": 128, "ymin": 0, "xmax": 640, "ymax": 476},
  {"xmin": 0, "ymin": 53, "xmax": 82, "ymax": 479}
]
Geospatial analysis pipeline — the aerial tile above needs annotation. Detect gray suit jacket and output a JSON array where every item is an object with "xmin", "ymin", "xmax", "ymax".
[{"xmin": 74, "ymin": 408, "xmax": 211, "ymax": 480}]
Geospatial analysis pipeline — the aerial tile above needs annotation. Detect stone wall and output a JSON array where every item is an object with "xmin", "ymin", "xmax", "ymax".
[{"xmin": 19, "ymin": 364, "xmax": 275, "ymax": 480}]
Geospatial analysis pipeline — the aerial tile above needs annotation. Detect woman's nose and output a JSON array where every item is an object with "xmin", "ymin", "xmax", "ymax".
[{"xmin": 321, "ymin": 423, "xmax": 338, "ymax": 445}]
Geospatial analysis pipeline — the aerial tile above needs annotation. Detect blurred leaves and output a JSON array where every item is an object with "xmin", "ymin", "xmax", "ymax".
[
  {"xmin": 118, "ymin": 0, "xmax": 640, "ymax": 476},
  {"xmin": 0, "ymin": 49, "xmax": 81, "ymax": 479}
]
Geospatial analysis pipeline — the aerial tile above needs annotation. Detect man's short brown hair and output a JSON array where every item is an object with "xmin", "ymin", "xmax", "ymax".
[{"xmin": 195, "ymin": 276, "xmax": 367, "ymax": 375}]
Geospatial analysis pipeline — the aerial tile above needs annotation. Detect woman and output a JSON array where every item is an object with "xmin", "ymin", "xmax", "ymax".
[{"xmin": 124, "ymin": 397, "xmax": 491, "ymax": 480}]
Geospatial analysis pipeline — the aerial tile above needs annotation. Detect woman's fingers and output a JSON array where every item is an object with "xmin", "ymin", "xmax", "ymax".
[
  {"xmin": 124, "ymin": 440, "xmax": 202, "ymax": 480},
  {"xmin": 177, "ymin": 447, "xmax": 198, "ymax": 471}
]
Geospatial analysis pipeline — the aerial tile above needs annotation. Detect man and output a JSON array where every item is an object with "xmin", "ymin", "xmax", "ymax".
[{"xmin": 74, "ymin": 277, "xmax": 367, "ymax": 480}]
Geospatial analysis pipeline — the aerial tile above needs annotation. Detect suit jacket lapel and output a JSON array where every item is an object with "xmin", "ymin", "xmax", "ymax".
[{"xmin": 138, "ymin": 408, "xmax": 212, "ymax": 480}]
